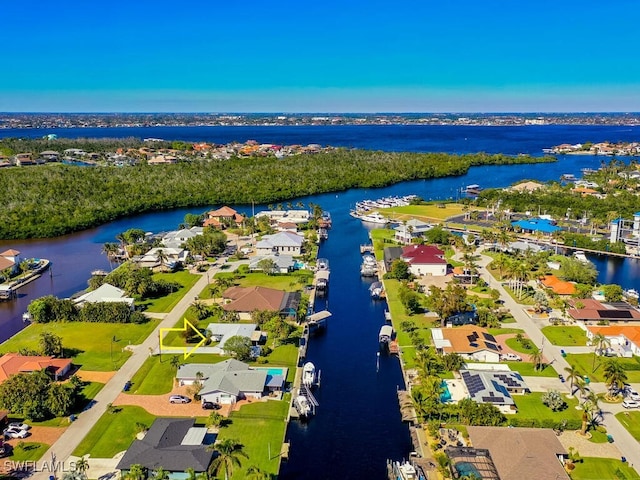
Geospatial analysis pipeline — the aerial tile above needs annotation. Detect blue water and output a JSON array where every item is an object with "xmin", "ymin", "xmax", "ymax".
[
  {"xmin": 0, "ymin": 124, "xmax": 639, "ymax": 478},
  {"xmin": 440, "ymin": 381, "xmax": 452, "ymax": 403}
]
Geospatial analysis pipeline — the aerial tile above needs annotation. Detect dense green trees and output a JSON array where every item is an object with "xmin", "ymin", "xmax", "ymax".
[
  {"xmin": 28, "ymin": 293, "xmax": 147, "ymax": 324},
  {"xmin": 0, "ymin": 147, "xmax": 553, "ymax": 239}
]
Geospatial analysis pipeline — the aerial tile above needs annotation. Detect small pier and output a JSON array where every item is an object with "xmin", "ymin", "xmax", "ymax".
[{"xmin": 360, "ymin": 244, "xmax": 375, "ymax": 254}]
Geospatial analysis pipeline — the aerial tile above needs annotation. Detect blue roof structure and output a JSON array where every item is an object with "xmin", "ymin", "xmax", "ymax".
[{"xmin": 511, "ymin": 218, "xmax": 560, "ymax": 234}]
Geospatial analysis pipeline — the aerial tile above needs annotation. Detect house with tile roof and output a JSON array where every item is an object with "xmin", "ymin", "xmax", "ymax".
[
  {"xmin": 256, "ymin": 231, "xmax": 304, "ymax": 256},
  {"xmin": 586, "ymin": 325, "xmax": 640, "ymax": 357},
  {"xmin": 432, "ymin": 326, "xmax": 501, "ymax": 362},
  {"xmin": 0, "ymin": 249, "xmax": 21, "ymax": 275},
  {"xmin": 0, "ymin": 353, "xmax": 72, "ymax": 383},
  {"xmin": 400, "ymin": 244, "xmax": 447, "ymax": 276},
  {"xmin": 465, "ymin": 426, "xmax": 569, "ymax": 480},
  {"xmin": 203, "ymin": 206, "xmax": 244, "ymax": 228},
  {"xmin": 538, "ymin": 274, "xmax": 576, "ymax": 296},
  {"xmin": 221, "ymin": 286, "xmax": 300, "ymax": 320},
  {"xmin": 116, "ymin": 418, "xmax": 214, "ymax": 475},
  {"xmin": 567, "ymin": 298, "xmax": 640, "ymax": 323}
]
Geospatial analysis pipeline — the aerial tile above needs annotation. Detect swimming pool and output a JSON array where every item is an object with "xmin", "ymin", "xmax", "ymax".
[
  {"xmin": 440, "ymin": 380, "xmax": 452, "ymax": 403},
  {"xmin": 455, "ymin": 461, "xmax": 482, "ymax": 478},
  {"xmin": 256, "ymin": 367, "xmax": 288, "ymax": 377}
]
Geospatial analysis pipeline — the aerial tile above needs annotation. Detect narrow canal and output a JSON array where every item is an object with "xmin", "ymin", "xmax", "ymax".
[{"xmin": 279, "ymin": 211, "xmax": 411, "ymax": 479}]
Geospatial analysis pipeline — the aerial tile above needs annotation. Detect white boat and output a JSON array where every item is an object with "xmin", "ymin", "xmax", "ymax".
[
  {"xmin": 303, "ymin": 362, "xmax": 316, "ymax": 387},
  {"xmin": 369, "ymin": 281, "xmax": 383, "ymax": 299},
  {"xmin": 624, "ymin": 289, "xmax": 639, "ymax": 299},
  {"xmin": 573, "ymin": 250, "xmax": 589, "ymax": 263},
  {"xmin": 359, "ymin": 212, "xmax": 389, "ymax": 225},
  {"xmin": 317, "ymin": 258, "xmax": 330, "ymax": 271},
  {"xmin": 392, "ymin": 461, "xmax": 419, "ymax": 480},
  {"xmin": 361, "ymin": 256, "xmax": 378, "ymax": 277},
  {"xmin": 294, "ymin": 395, "xmax": 312, "ymax": 417},
  {"xmin": 362, "ymin": 254, "xmax": 377, "ymax": 267},
  {"xmin": 379, "ymin": 325, "xmax": 393, "ymax": 350},
  {"xmin": 464, "ymin": 184, "xmax": 482, "ymax": 195}
]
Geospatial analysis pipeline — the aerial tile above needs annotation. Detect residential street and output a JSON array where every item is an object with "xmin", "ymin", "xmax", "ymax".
[
  {"xmin": 30, "ymin": 264, "xmax": 223, "ymax": 480},
  {"xmin": 471, "ymin": 249, "xmax": 640, "ymax": 473}
]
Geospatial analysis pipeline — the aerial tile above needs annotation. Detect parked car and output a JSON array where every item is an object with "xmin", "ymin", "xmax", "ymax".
[
  {"xmin": 123, "ymin": 381, "xmax": 132, "ymax": 392},
  {"xmin": 622, "ymin": 399, "xmax": 640, "ymax": 409},
  {"xmin": 202, "ymin": 401, "xmax": 221, "ymax": 410},
  {"xmin": 627, "ymin": 391, "xmax": 640, "ymax": 401},
  {"xmin": 3, "ymin": 428, "xmax": 28, "ymax": 439},
  {"xmin": 558, "ymin": 374, "xmax": 565, "ymax": 383},
  {"xmin": 501, "ymin": 353, "xmax": 522, "ymax": 362},
  {"xmin": 169, "ymin": 395, "xmax": 191, "ymax": 404},
  {"xmin": 7, "ymin": 423, "xmax": 29, "ymax": 431}
]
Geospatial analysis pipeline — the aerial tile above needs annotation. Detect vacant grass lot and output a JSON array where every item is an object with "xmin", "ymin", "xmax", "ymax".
[
  {"xmin": 73, "ymin": 406, "xmax": 156, "ymax": 458},
  {"xmin": 512, "ymin": 392, "xmax": 581, "ymax": 424},
  {"xmin": 232, "ymin": 271, "xmax": 313, "ymax": 290},
  {"xmin": 541, "ymin": 326, "xmax": 588, "ymax": 346},
  {"xmin": 570, "ymin": 457, "xmax": 640, "ymax": 480},
  {"xmin": 616, "ymin": 411, "xmax": 640, "ymax": 442},
  {"xmin": 0, "ymin": 320, "xmax": 159, "ymax": 371},
  {"xmin": 9, "ymin": 442, "xmax": 48, "ymax": 461},
  {"xmin": 369, "ymin": 228, "xmax": 396, "ymax": 260},
  {"xmin": 217, "ymin": 398, "xmax": 289, "ymax": 479},
  {"xmin": 565, "ymin": 353, "xmax": 640, "ymax": 383},
  {"xmin": 383, "ymin": 203, "xmax": 466, "ymax": 222},
  {"xmin": 140, "ymin": 271, "xmax": 201, "ymax": 313}
]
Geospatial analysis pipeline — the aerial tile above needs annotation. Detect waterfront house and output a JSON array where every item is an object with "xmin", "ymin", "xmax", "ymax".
[
  {"xmin": 538, "ymin": 274, "xmax": 576, "ymax": 296},
  {"xmin": 15, "ymin": 153, "xmax": 35, "ymax": 166},
  {"xmin": 249, "ymin": 254, "xmax": 295, "ymax": 273},
  {"xmin": 511, "ymin": 217, "xmax": 561, "ymax": 235},
  {"xmin": 74, "ymin": 283, "xmax": 135, "ymax": 309},
  {"xmin": 567, "ymin": 298, "xmax": 640, "ymax": 324},
  {"xmin": 204, "ymin": 323, "xmax": 264, "ymax": 354},
  {"xmin": 135, "ymin": 247, "xmax": 188, "ymax": 270},
  {"xmin": 116, "ymin": 418, "xmax": 214, "ymax": 476},
  {"xmin": 255, "ymin": 209, "xmax": 310, "ymax": 226},
  {"xmin": 203, "ymin": 206, "xmax": 245, "ymax": 228},
  {"xmin": 39, "ymin": 150, "xmax": 60, "ymax": 162},
  {"xmin": 221, "ymin": 286, "xmax": 300, "ymax": 320},
  {"xmin": 161, "ymin": 227, "xmax": 203, "ymax": 249},
  {"xmin": 465, "ymin": 427, "xmax": 569, "ymax": 480},
  {"xmin": 394, "ymin": 219, "xmax": 432, "ymax": 244},
  {"xmin": 459, "ymin": 369, "xmax": 529, "ymax": 414},
  {"xmin": 432, "ymin": 326, "xmax": 500, "ymax": 362},
  {"xmin": 0, "ymin": 353, "xmax": 72, "ymax": 383},
  {"xmin": 256, "ymin": 231, "xmax": 304, "ymax": 256},
  {"xmin": 383, "ymin": 246, "xmax": 403, "ymax": 272},
  {"xmin": 400, "ymin": 244, "xmax": 447, "ymax": 276},
  {"xmin": 176, "ymin": 359, "xmax": 284, "ymax": 404},
  {"xmin": 0, "ymin": 249, "xmax": 20, "ymax": 275}
]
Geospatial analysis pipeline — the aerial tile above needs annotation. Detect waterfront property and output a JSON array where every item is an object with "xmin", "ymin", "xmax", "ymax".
[
  {"xmin": 465, "ymin": 426, "xmax": 569, "ymax": 480},
  {"xmin": 432, "ymin": 326, "xmax": 500, "ymax": 362},
  {"xmin": 205, "ymin": 322, "xmax": 264, "ymax": 354},
  {"xmin": 73, "ymin": 283, "xmax": 134, "ymax": 309},
  {"xmin": 116, "ymin": 418, "xmax": 215, "ymax": 476},
  {"xmin": 511, "ymin": 217, "xmax": 561, "ymax": 235},
  {"xmin": 460, "ymin": 369, "xmax": 530, "ymax": 414},
  {"xmin": 0, "ymin": 249, "xmax": 21, "ymax": 275},
  {"xmin": 567, "ymin": 298, "xmax": 640, "ymax": 323},
  {"xmin": 586, "ymin": 325, "xmax": 640, "ymax": 357},
  {"xmin": 249, "ymin": 254, "xmax": 296, "ymax": 273},
  {"xmin": 400, "ymin": 244, "xmax": 447, "ymax": 276},
  {"xmin": 161, "ymin": 226, "xmax": 203, "ymax": 249},
  {"xmin": 256, "ymin": 231, "xmax": 304, "ymax": 256},
  {"xmin": 221, "ymin": 285, "xmax": 301, "ymax": 319},
  {"xmin": 203, "ymin": 205, "xmax": 245, "ymax": 228},
  {"xmin": 176, "ymin": 359, "xmax": 285, "ymax": 404},
  {"xmin": 538, "ymin": 274, "xmax": 577, "ymax": 296},
  {"xmin": 394, "ymin": 219, "xmax": 432, "ymax": 244}
]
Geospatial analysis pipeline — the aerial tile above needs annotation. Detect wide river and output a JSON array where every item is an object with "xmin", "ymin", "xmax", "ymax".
[{"xmin": 1, "ymin": 124, "xmax": 640, "ymax": 478}]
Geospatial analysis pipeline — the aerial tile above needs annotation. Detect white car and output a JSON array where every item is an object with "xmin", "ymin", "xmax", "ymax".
[
  {"xmin": 169, "ymin": 395, "xmax": 191, "ymax": 404},
  {"xmin": 8, "ymin": 423, "xmax": 29, "ymax": 431},
  {"xmin": 4, "ymin": 428, "xmax": 28, "ymax": 439},
  {"xmin": 622, "ymin": 399, "xmax": 640, "ymax": 409},
  {"xmin": 627, "ymin": 391, "xmax": 640, "ymax": 402},
  {"xmin": 501, "ymin": 353, "xmax": 522, "ymax": 362}
]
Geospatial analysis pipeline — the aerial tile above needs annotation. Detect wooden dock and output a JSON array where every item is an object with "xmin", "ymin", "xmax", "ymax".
[{"xmin": 360, "ymin": 244, "xmax": 375, "ymax": 254}]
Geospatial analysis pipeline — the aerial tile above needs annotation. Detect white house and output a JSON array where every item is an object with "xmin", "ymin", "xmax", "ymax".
[
  {"xmin": 74, "ymin": 283, "xmax": 135, "ymax": 309},
  {"xmin": 394, "ymin": 219, "xmax": 432, "ymax": 244},
  {"xmin": 206, "ymin": 323, "xmax": 261, "ymax": 354},
  {"xmin": 400, "ymin": 244, "xmax": 447, "ymax": 276},
  {"xmin": 135, "ymin": 247, "xmax": 189, "ymax": 269},
  {"xmin": 256, "ymin": 232, "xmax": 304, "ymax": 256},
  {"xmin": 161, "ymin": 227, "xmax": 203, "ymax": 248}
]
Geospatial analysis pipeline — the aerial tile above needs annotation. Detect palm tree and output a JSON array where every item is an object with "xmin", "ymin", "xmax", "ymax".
[
  {"xmin": 208, "ymin": 438, "xmax": 249, "ymax": 480},
  {"xmin": 246, "ymin": 466, "xmax": 273, "ymax": 480},
  {"xmin": 115, "ymin": 232, "xmax": 129, "ymax": 259},
  {"xmin": 529, "ymin": 347, "xmax": 543, "ymax": 371},
  {"xmin": 153, "ymin": 467, "xmax": 169, "ymax": 480},
  {"xmin": 101, "ymin": 242, "xmax": 119, "ymax": 270},
  {"xmin": 603, "ymin": 359, "xmax": 627, "ymax": 399},
  {"xmin": 125, "ymin": 464, "xmax": 146, "ymax": 480},
  {"xmin": 156, "ymin": 249, "xmax": 169, "ymax": 271},
  {"xmin": 590, "ymin": 333, "xmax": 611, "ymax": 373},
  {"xmin": 564, "ymin": 365, "xmax": 583, "ymax": 396},
  {"xmin": 170, "ymin": 355, "xmax": 181, "ymax": 371},
  {"xmin": 74, "ymin": 456, "xmax": 89, "ymax": 477},
  {"xmin": 185, "ymin": 467, "xmax": 197, "ymax": 480}
]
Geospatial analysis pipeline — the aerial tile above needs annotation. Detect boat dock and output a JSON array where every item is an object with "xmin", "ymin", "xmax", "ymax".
[
  {"xmin": 360, "ymin": 244, "xmax": 375, "ymax": 254},
  {"xmin": 0, "ymin": 258, "xmax": 51, "ymax": 301}
]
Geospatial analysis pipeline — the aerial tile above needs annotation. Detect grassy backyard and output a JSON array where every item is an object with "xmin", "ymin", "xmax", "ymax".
[
  {"xmin": 73, "ymin": 406, "xmax": 156, "ymax": 458},
  {"xmin": 383, "ymin": 203, "xmax": 466, "ymax": 222},
  {"xmin": 369, "ymin": 228, "xmax": 396, "ymax": 260},
  {"xmin": 564, "ymin": 353, "xmax": 640, "ymax": 383},
  {"xmin": 616, "ymin": 411, "xmax": 640, "ymax": 442},
  {"xmin": 140, "ymin": 271, "xmax": 201, "ymax": 313},
  {"xmin": 217, "ymin": 398, "xmax": 289, "ymax": 479},
  {"xmin": 511, "ymin": 392, "xmax": 582, "ymax": 424},
  {"xmin": 504, "ymin": 361, "xmax": 558, "ymax": 377},
  {"xmin": 570, "ymin": 457, "xmax": 640, "ymax": 480},
  {"xmin": 0, "ymin": 320, "xmax": 159, "ymax": 371},
  {"xmin": 541, "ymin": 325, "xmax": 588, "ymax": 346}
]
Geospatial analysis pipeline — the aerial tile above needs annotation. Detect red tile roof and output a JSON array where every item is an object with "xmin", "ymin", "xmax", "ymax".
[
  {"xmin": 539, "ymin": 275, "xmax": 576, "ymax": 295},
  {"xmin": 401, "ymin": 244, "xmax": 446, "ymax": 265},
  {"xmin": 0, "ymin": 249, "xmax": 20, "ymax": 256},
  {"xmin": 0, "ymin": 353, "xmax": 72, "ymax": 383},
  {"xmin": 222, "ymin": 286, "xmax": 285, "ymax": 312}
]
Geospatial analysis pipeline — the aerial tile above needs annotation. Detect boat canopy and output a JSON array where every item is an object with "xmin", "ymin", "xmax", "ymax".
[
  {"xmin": 315, "ymin": 270, "xmax": 330, "ymax": 281},
  {"xmin": 308, "ymin": 310, "xmax": 332, "ymax": 322}
]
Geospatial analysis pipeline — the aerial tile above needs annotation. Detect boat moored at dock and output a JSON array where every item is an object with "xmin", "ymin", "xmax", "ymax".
[
  {"xmin": 303, "ymin": 362, "xmax": 316, "ymax": 387},
  {"xmin": 379, "ymin": 325, "xmax": 394, "ymax": 351},
  {"xmin": 361, "ymin": 254, "xmax": 378, "ymax": 277},
  {"xmin": 370, "ymin": 281, "xmax": 384, "ymax": 299}
]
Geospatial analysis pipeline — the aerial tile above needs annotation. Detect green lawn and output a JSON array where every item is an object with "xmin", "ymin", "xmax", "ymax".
[
  {"xmin": 141, "ymin": 271, "xmax": 201, "ymax": 313},
  {"xmin": 505, "ymin": 361, "xmax": 558, "ymax": 377},
  {"xmin": 73, "ymin": 406, "xmax": 156, "ymax": 458},
  {"xmin": 369, "ymin": 228, "xmax": 398, "ymax": 260},
  {"xmin": 512, "ymin": 392, "xmax": 582, "ymax": 424},
  {"xmin": 234, "ymin": 271, "xmax": 313, "ymax": 291},
  {"xmin": 570, "ymin": 457, "xmax": 640, "ymax": 480},
  {"xmin": 565, "ymin": 354, "xmax": 640, "ymax": 383},
  {"xmin": 9, "ymin": 442, "xmax": 48, "ymax": 461},
  {"xmin": 616, "ymin": 411, "xmax": 640, "ymax": 442},
  {"xmin": 217, "ymin": 398, "xmax": 289, "ymax": 479},
  {"xmin": 487, "ymin": 327, "xmax": 524, "ymax": 336},
  {"xmin": 0, "ymin": 320, "xmax": 159, "ymax": 371},
  {"xmin": 505, "ymin": 337, "xmax": 537, "ymax": 355},
  {"xmin": 541, "ymin": 326, "xmax": 588, "ymax": 346},
  {"xmin": 383, "ymin": 203, "xmax": 466, "ymax": 221}
]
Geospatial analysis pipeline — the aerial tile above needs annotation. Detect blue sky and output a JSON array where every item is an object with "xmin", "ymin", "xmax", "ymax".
[{"xmin": 2, "ymin": 0, "xmax": 639, "ymax": 112}]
